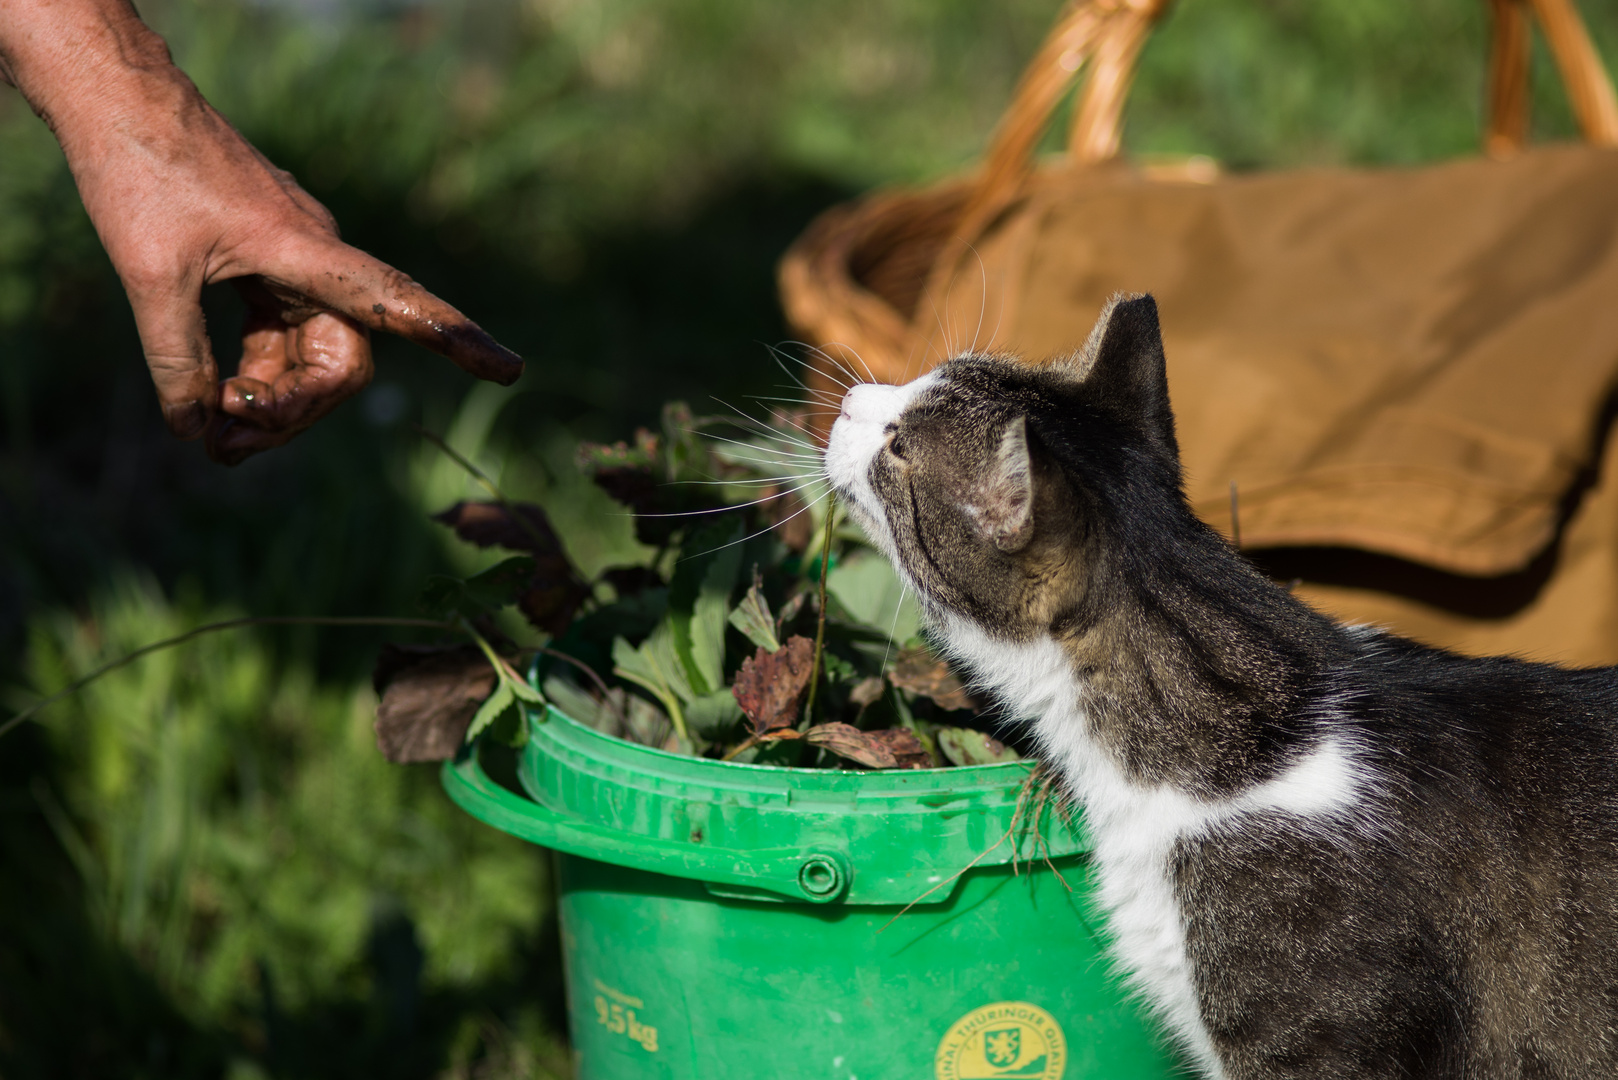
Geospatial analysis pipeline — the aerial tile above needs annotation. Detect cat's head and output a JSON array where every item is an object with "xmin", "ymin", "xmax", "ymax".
[{"xmin": 823, "ymin": 293, "xmax": 1183, "ymax": 640}]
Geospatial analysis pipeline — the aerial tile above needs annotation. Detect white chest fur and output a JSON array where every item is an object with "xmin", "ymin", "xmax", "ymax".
[{"xmin": 934, "ymin": 613, "xmax": 1367, "ymax": 1080}]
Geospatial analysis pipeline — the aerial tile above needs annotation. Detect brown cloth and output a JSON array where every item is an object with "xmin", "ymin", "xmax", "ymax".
[
  {"xmin": 781, "ymin": 1, "xmax": 1618, "ymax": 665},
  {"xmin": 922, "ymin": 146, "xmax": 1618, "ymax": 579}
]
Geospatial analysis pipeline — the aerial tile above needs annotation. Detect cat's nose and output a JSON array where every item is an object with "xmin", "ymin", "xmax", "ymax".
[{"xmin": 839, "ymin": 383, "xmax": 902, "ymax": 424}]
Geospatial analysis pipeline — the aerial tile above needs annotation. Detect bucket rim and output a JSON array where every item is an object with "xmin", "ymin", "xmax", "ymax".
[
  {"xmin": 531, "ymin": 704, "xmax": 1037, "ymax": 793},
  {"xmin": 446, "ymin": 706, "xmax": 1084, "ymax": 906}
]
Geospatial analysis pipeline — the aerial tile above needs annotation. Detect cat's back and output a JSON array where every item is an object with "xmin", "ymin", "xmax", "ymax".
[{"xmin": 1345, "ymin": 630, "xmax": 1618, "ymax": 815}]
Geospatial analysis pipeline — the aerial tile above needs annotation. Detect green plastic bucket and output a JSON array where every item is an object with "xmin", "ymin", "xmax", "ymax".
[{"xmin": 443, "ymin": 706, "xmax": 1187, "ymax": 1079}]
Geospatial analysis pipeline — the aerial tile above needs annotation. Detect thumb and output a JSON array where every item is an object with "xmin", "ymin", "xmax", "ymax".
[{"xmin": 125, "ymin": 276, "xmax": 220, "ymax": 439}]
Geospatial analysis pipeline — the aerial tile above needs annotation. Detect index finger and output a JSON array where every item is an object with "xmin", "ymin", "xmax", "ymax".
[{"xmin": 262, "ymin": 233, "xmax": 524, "ymax": 385}]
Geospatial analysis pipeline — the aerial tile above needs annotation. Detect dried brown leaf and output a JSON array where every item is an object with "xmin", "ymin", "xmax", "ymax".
[
  {"xmin": 889, "ymin": 645, "xmax": 977, "ymax": 712},
  {"xmin": 762, "ymin": 485, "xmax": 813, "ymax": 552},
  {"xmin": 864, "ymin": 727, "xmax": 935, "ymax": 768},
  {"xmin": 803, "ymin": 723, "xmax": 929, "ymax": 770},
  {"xmin": 849, "ymin": 677, "xmax": 886, "ymax": 709},
  {"xmin": 433, "ymin": 500, "xmax": 565, "ymax": 555},
  {"xmin": 730, "ymin": 635, "xmax": 814, "ymax": 735},
  {"xmin": 775, "ymin": 591, "xmax": 807, "ymax": 634},
  {"xmin": 517, "ymin": 576, "xmax": 593, "ymax": 638},
  {"xmin": 588, "ymin": 466, "xmax": 661, "ymax": 518},
  {"xmin": 372, "ymin": 644, "xmax": 495, "ymax": 763},
  {"xmin": 432, "ymin": 501, "xmax": 591, "ymax": 635},
  {"xmin": 576, "ymin": 431, "xmax": 690, "ymax": 546}
]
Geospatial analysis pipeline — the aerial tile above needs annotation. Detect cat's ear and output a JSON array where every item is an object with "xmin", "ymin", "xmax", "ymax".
[
  {"xmin": 1062, "ymin": 292, "xmax": 1178, "ymax": 456},
  {"xmin": 968, "ymin": 415, "xmax": 1035, "ymax": 553}
]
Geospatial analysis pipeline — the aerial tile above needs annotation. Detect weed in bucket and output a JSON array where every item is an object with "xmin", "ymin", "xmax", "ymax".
[{"xmin": 373, "ymin": 400, "xmax": 1030, "ymax": 774}]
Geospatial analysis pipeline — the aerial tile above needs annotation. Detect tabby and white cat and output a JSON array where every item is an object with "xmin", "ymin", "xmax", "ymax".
[{"xmin": 823, "ymin": 294, "xmax": 1618, "ymax": 1079}]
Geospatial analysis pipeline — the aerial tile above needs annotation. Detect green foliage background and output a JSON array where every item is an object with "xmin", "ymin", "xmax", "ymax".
[{"xmin": 2, "ymin": 0, "xmax": 1613, "ymax": 1075}]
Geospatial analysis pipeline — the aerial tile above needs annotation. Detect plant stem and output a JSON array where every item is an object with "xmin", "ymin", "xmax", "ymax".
[
  {"xmin": 532, "ymin": 646, "xmax": 628, "ymax": 731},
  {"xmin": 459, "ymin": 616, "xmax": 528, "ymax": 687},
  {"xmin": 720, "ymin": 733, "xmax": 761, "ymax": 762},
  {"xmin": 802, "ymin": 498, "xmax": 836, "ymax": 725},
  {"xmin": 2, "ymin": 616, "xmax": 454, "ymax": 740}
]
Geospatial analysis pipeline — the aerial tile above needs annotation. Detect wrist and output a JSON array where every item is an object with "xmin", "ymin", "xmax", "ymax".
[{"xmin": 1, "ymin": 0, "xmax": 190, "ymax": 155}]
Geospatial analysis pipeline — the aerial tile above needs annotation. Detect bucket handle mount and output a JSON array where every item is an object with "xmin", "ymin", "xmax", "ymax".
[{"xmin": 444, "ymin": 752, "xmax": 852, "ymax": 904}]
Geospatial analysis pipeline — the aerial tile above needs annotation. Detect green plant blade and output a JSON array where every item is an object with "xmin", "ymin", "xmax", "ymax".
[
  {"xmin": 507, "ymin": 674, "xmax": 545, "ymax": 705},
  {"xmin": 611, "ymin": 632, "xmax": 690, "ymax": 737},
  {"xmin": 689, "ymin": 542, "xmax": 742, "ymax": 693},
  {"xmin": 667, "ymin": 518, "xmax": 743, "ymax": 696},
  {"xmin": 728, "ymin": 575, "xmax": 780, "ymax": 653},
  {"xmin": 466, "ymin": 679, "xmax": 516, "ymax": 743},
  {"xmin": 684, "ymin": 688, "xmax": 745, "ymax": 741},
  {"xmin": 463, "ymin": 556, "xmax": 538, "ymax": 611}
]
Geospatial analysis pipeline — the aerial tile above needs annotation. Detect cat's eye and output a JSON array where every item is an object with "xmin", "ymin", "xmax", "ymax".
[{"xmin": 884, "ymin": 425, "xmax": 908, "ymax": 460}]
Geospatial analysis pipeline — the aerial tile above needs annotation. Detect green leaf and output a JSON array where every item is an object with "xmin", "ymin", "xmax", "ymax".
[
  {"xmin": 690, "ymin": 543, "xmax": 742, "ymax": 693},
  {"xmin": 465, "ymin": 678, "xmax": 515, "ymax": 743},
  {"xmin": 488, "ymin": 696, "xmax": 530, "ymax": 748},
  {"xmin": 507, "ymin": 673, "xmax": 544, "ymax": 705},
  {"xmin": 611, "ymin": 628, "xmax": 692, "ymax": 737},
  {"xmin": 418, "ymin": 556, "xmax": 538, "ymax": 621},
  {"xmin": 684, "ymin": 688, "xmax": 744, "ymax": 740},
  {"xmin": 418, "ymin": 575, "xmax": 468, "ymax": 620},
  {"xmin": 822, "ymin": 651, "xmax": 856, "ymax": 683},
  {"xmin": 667, "ymin": 518, "xmax": 743, "ymax": 695},
  {"xmin": 463, "ymin": 556, "xmax": 538, "ymax": 611},
  {"xmin": 728, "ymin": 571, "xmax": 780, "ymax": 652},
  {"xmin": 936, "ymin": 727, "xmax": 1021, "ymax": 766},
  {"xmin": 542, "ymin": 675, "xmax": 610, "ymax": 731},
  {"xmin": 649, "ymin": 623, "xmax": 699, "ymax": 704},
  {"xmin": 825, "ymin": 547, "xmax": 921, "ymax": 644}
]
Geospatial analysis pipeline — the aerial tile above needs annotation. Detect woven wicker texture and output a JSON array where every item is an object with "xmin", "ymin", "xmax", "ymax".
[{"xmin": 780, "ymin": 0, "xmax": 1618, "ymax": 664}]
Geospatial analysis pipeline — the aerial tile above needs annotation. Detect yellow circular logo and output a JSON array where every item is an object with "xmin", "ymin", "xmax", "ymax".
[{"xmin": 935, "ymin": 1001, "xmax": 1067, "ymax": 1080}]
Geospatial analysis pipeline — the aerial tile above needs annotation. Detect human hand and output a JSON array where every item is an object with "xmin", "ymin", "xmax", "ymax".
[{"xmin": 0, "ymin": 0, "xmax": 523, "ymax": 464}]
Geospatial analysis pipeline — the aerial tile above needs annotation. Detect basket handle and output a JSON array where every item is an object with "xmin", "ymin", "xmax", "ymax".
[
  {"xmin": 951, "ymin": 0, "xmax": 1167, "ymax": 241},
  {"xmin": 966, "ymin": 0, "xmax": 1618, "ymax": 226},
  {"xmin": 1487, "ymin": 0, "xmax": 1618, "ymax": 156}
]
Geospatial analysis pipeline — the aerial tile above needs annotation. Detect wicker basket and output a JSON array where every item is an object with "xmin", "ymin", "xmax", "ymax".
[{"xmin": 779, "ymin": 0, "xmax": 1618, "ymax": 665}]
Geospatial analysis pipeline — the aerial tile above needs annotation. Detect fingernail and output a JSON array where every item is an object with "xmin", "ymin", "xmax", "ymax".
[
  {"xmin": 438, "ymin": 322, "xmax": 525, "ymax": 385},
  {"xmin": 164, "ymin": 400, "xmax": 211, "ymax": 440}
]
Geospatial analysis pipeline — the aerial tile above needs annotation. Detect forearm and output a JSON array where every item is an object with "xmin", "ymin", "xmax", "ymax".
[
  {"xmin": 0, "ymin": 0, "xmax": 188, "ymax": 146},
  {"xmin": 1, "ymin": 0, "xmax": 283, "ymax": 292},
  {"xmin": 1, "ymin": 0, "xmax": 521, "ymax": 462}
]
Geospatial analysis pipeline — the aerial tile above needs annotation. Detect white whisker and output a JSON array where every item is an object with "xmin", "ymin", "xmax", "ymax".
[
  {"xmin": 882, "ymin": 577, "xmax": 912, "ymax": 673},
  {"xmin": 754, "ymin": 401, "xmax": 841, "ymax": 421},
  {"xmin": 695, "ymin": 431, "xmax": 821, "ymax": 461},
  {"xmin": 678, "ymin": 489, "xmax": 833, "ymax": 561},
  {"xmin": 772, "ymin": 341, "xmax": 861, "ymax": 391},
  {"xmin": 769, "ymin": 346, "xmax": 853, "ymax": 392},
  {"xmin": 705, "ymin": 428, "xmax": 823, "ymax": 459},
  {"xmin": 627, "ymin": 482, "xmax": 822, "ymax": 518},
  {"xmin": 704, "ymin": 399, "xmax": 825, "ymax": 450},
  {"xmin": 677, "ymin": 476, "xmax": 807, "ymax": 487},
  {"xmin": 966, "ymin": 241, "xmax": 990, "ymax": 357}
]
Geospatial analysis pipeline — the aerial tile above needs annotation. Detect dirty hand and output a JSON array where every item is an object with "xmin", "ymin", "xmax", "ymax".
[{"xmin": 0, "ymin": 0, "xmax": 523, "ymax": 464}]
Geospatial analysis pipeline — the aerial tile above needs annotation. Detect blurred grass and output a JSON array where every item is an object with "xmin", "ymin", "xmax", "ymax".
[
  {"xmin": 2, "ymin": 0, "xmax": 1614, "ymax": 1075},
  {"xmin": 10, "ymin": 579, "xmax": 567, "ymax": 1078}
]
